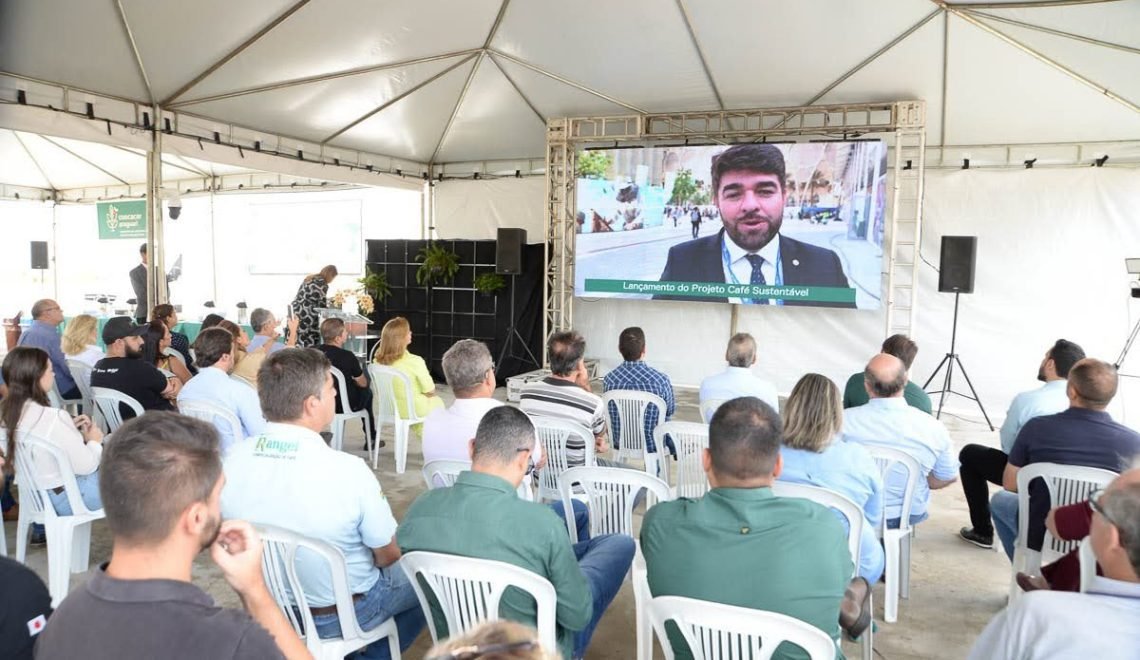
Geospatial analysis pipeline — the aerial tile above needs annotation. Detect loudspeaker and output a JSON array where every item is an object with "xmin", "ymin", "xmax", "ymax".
[
  {"xmin": 30, "ymin": 241, "xmax": 48, "ymax": 270},
  {"xmin": 938, "ymin": 236, "xmax": 977, "ymax": 294},
  {"xmin": 496, "ymin": 228, "xmax": 526, "ymax": 274}
]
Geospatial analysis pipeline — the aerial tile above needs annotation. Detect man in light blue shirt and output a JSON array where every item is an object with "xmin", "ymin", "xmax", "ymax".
[
  {"xmin": 246, "ymin": 308, "xmax": 286, "ymax": 354},
  {"xmin": 221, "ymin": 348, "xmax": 424, "ymax": 659},
  {"xmin": 843, "ymin": 354, "xmax": 958, "ymax": 526},
  {"xmin": 699, "ymin": 333, "xmax": 779, "ymax": 418},
  {"xmin": 176, "ymin": 327, "xmax": 266, "ymax": 453},
  {"xmin": 18, "ymin": 299, "xmax": 79, "ymax": 398},
  {"xmin": 957, "ymin": 339, "xmax": 1084, "ymax": 549}
]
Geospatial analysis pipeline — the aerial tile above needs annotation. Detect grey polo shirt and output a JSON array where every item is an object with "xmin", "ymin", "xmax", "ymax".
[{"xmin": 33, "ymin": 565, "xmax": 284, "ymax": 660}]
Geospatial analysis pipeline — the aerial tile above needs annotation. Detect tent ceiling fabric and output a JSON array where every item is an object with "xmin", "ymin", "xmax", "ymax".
[{"xmin": 1, "ymin": 0, "xmax": 1139, "ymax": 168}]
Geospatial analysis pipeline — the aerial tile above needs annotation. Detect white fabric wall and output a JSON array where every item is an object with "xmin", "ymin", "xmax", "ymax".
[
  {"xmin": 433, "ymin": 177, "xmax": 545, "ymax": 241},
  {"xmin": 575, "ymin": 168, "xmax": 1140, "ymax": 428}
]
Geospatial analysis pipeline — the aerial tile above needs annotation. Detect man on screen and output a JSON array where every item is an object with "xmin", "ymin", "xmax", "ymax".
[{"xmin": 655, "ymin": 144, "xmax": 852, "ymax": 307}]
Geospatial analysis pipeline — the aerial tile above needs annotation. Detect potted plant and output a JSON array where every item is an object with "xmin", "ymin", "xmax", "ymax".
[
  {"xmin": 415, "ymin": 243, "xmax": 460, "ymax": 286},
  {"xmin": 357, "ymin": 268, "xmax": 391, "ymax": 303},
  {"xmin": 473, "ymin": 272, "xmax": 506, "ymax": 297}
]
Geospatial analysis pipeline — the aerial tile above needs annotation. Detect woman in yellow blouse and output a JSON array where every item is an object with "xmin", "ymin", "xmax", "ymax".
[{"xmin": 373, "ymin": 316, "xmax": 443, "ymax": 423}]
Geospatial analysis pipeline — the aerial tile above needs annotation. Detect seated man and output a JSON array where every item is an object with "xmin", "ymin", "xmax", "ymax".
[
  {"xmin": 423, "ymin": 339, "xmax": 504, "ymax": 465},
  {"xmin": 17, "ymin": 298, "xmax": 79, "ymax": 399},
  {"xmin": 699, "ymin": 333, "xmax": 779, "ymax": 416},
  {"xmin": 990, "ymin": 358, "xmax": 1140, "ymax": 559},
  {"xmin": 33, "ymin": 412, "xmax": 308, "ymax": 659},
  {"xmin": 247, "ymin": 308, "xmax": 288, "ymax": 354},
  {"xmin": 222, "ymin": 348, "xmax": 425, "ymax": 659},
  {"xmin": 602, "ymin": 326, "xmax": 676, "ymax": 459},
  {"xmin": 641, "ymin": 397, "xmax": 870, "ymax": 660},
  {"xmin": 91, "ymin": 316, "xmax": 176, "ymax": 418},
  {"xmin": 398, "ymin": 406, "xmax": 635, "ymax": 660},
  {"xmin": 843, "ymin": 354, "xmax": 958, "ymax": 527},
  {"xmin": 177, "ymin": 327, "xmax": 267, "ymax": 454},
  {"xmin": 958, "ymin": 339, "xmax": 1085, "ymax": 549},
  {"xmin": 842, "ymin": 334, "xmax": 931, "ymax": 413},
  {"xmin": 968, "ymin": 475, "xmax": 1140, "ymax": 659},
  {"xmin": 316, "ymin": 318, "xmax": 379, "ymax": 449}
]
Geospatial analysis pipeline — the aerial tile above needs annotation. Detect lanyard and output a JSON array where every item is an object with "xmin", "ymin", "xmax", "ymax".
[{"xmin": 721, "ymin": 238, "xmax": 783, "ymax": 304}]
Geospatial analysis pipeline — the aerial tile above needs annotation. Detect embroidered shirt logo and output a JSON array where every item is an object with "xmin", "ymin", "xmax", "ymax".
[{"xmin": 27, "ymin": 614, "xmax": 46, "ymax": 636}]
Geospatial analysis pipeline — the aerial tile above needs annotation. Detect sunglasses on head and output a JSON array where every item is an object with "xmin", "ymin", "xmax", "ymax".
[{"xmin": 427, "ymin": 639, "xmax": 539, "ymax": 660}]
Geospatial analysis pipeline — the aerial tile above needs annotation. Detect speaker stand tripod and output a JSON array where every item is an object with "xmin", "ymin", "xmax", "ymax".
[
  {"xmin": 923, "ymin": 292, "xmax": 994, "ymax": 430},
  {"xmin": 496, "ymin": 273, "xmax": 540, "ymax": 376}
]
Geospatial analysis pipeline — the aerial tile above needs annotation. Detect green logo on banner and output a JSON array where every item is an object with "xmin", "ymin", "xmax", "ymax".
[{"xmin": 97, "ymin": 200, "xmax": 147, "ymax": 240}]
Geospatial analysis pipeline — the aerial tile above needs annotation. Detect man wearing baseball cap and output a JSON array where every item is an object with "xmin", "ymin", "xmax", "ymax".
[{"xmin": 91, "ymin": 317, "xmax": 177, "ymax": 419}]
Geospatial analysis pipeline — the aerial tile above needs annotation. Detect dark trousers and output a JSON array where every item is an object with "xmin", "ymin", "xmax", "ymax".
[
  {"xmin": 690, "ymin": 222, "xmax": 700, "ymax": 238},
  {"xmin": 352, "ymin": 386, "xmax": 377, "ymax": 441},
  {"xmin": 959, "ymin": 443, "xmax": 1009, "ymax": 537},
  {"xmin": 1, "ymin": 475, "xmax": 15, "ymax": 511}
]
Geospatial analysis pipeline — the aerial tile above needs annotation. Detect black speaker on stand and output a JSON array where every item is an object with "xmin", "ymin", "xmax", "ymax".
[
  {"xmin": 30, "ymin": 241, "xmax": 48, "ymax": 286},
  {"xmin": 495, "ymin": 228, "xmax": 540, "ymax": 371},
  {"xmin": 923, "ymin": 236, "xmax": 993, "ymax": 429}
]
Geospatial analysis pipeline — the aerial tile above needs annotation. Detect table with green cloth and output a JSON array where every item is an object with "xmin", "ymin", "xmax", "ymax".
[{"xmin": 59, "ymin": 317, "xmax": 255, "ymax": 349}]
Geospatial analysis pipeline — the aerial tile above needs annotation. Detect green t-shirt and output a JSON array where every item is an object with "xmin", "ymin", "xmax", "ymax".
[{"xmin": 843, "ymin": 372, "xmax": 933, "ymax": 414}]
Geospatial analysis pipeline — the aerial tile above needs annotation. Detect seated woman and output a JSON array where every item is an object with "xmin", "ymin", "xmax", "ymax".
[
  {"xmin": 60, "ymin": 313, "xmax": 104, "ymax": 369},
  {"xmin": 141, "ymin": 321, "xmax": 191, "ymax": 391},
  {"xmin": 372, "ymin": 316, "xmax": 443, "ymax": 424},
  {"xmin": 779, "ymin": 373, "xmax": 886, "ymax": 584},
  {"xmin": 1, "ymin": 347, "xmax": 104, "ymax": 515},
  {"xmin": 218, "ymin": 318, "xmax": 295, "ymax": 389},
  {"xmin": 152, "ymin": 303, "xmax": 195, "ymax": 372}
]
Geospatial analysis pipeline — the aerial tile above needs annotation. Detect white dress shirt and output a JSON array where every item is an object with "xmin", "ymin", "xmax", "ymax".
[
  {"xmin": 15, "ymin": 401, "xmax": 102, "ymax": 489},
  {"xmin": 998, "ymin": 379, "xmax": 1070, "ymax": 454},
  {"xmin": 699, "ymin": 366, "xmax": 780, "ymax": 413},
  {"xmin": 177, "ymin": 366, "xmax": 266, "ymax": 453},
  {"xmin": 722, "ymin": 233, "xmax": 781, "ymax": 304},
  {"xmin": 422, "ymin": 397, "xmax": 505, "ymax": 465}
]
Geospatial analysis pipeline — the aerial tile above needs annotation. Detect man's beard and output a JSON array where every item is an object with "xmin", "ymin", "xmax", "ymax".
[
  {"xmin": 199, "ymin": 513, "xmax": 222, "ymax": 552},
  {"xmin": 1037, "ymin": 362, "xmax": 1046, "ymax": 382},
  {"xmin": 125, "ymin": 345, "xmax": 143, "ymax": 360}
]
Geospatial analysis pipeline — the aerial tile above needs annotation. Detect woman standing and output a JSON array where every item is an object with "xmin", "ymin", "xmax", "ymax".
[
  {"xmin": 1, "ymin": 347, "xmax": 103, "ymax": 515},
  {"xmin": 291, "ymin": 264, "xmax": 337, "ymax": 348},
  {"xmin": 373, "ymin": 316, "xmax": 443, "ymax": 423},
  {"xmin": 60, "ymin": 314, "xmax": 104, "ymax": 368}
]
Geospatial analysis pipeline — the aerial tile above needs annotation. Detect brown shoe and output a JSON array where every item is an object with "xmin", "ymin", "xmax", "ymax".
[
  {"xmin": 1015, "ymin": 572, "xmax": 1050, "ymax": 592},
  {"xmin": 2, "ymin": 504, "xmax": 18, "ymax": 522},
  {"xmin": 840, "ymin": 577, "xmax": 873, "ymax": 640}
]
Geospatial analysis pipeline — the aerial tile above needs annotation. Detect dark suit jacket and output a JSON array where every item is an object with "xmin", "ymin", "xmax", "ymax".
[
  {"xmin": 129, "ymin": 263, "xmax": 147, "ymax": 319},
  {"xmin": 654, "ymin": 230, "xmax": 854, "ymax": 307}
]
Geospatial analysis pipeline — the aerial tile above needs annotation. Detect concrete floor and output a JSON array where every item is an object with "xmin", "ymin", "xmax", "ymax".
[{"xmin": 5, "ymin": 386, "xmax": 1011, "ymax": 660}]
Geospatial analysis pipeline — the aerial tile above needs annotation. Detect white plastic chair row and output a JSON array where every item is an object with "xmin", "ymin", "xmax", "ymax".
[
  {"xmin": 557, "ymin": 466, "xmax": 671, "ymax": 543},
  {"xmin": 653, "ymin": 421, "xmax": 710, "ymax": 498},
  {"xmin": 602, "ymin": 390, "xmax": 666, "ymax": 477},
  {"xmin": 421, "ymin": 459, "xmax": 534, "ymax": 500},
  {"xmin": 862, "ymin": 443, "xmax": 921, "ymax": 624},
  {"xmin": 179, "ymin": 399, "xmax": 245, "ymax": 454},
  {"xmin": 65, "ymin": 359, "xmax": 100, "ymax": 430},
  {"xmin": 90, "ymin": 386, "xmax": 144, "ymax": 433},
  {"xmin": 368, "ymin": 364, "xmax": 424, "ymax": 473},
  {"xmin": 530, "ymin": 416, "xmax": 596, "ymax": 503},
  {"xmin": 329, "ymin": 367, "xmax": 373, "ymax": 460},
  {"xmin": 698, "ymin": 398, "xmax": 727, "ymax": 424}
]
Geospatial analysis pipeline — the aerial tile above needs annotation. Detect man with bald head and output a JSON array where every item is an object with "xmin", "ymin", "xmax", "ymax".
[
  {"xmin": 990, "ymin": 358, "xmax": 1140, "ymax": 559},
  {"xmin": 843, "ymin": 353, "xmax": 959, "ymax": 527},
  {"xmin": 17, "ymin": 298, "xmax": 79, "ymax": 399}
]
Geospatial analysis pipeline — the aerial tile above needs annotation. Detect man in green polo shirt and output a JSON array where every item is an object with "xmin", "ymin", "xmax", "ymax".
[
  {"xmin": 397, "ymin": 406, "xmax": 635, "ymax": 660},
  {"xmin": 843, "ymin": 334, "xmax": 932, "ymax": 413},
  {"xmin": 641, "ymin": 397, "xmax": 871, "ymax": 660}
]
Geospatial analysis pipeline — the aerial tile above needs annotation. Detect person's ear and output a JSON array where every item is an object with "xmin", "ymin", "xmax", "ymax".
[
  {"xmin": 701, "ymin": 448, "xmax": 713, "ymax": 475},
  {"xmin": 183, "ymin": 500, "xmax": 208, "ymax": 538},
  {"xmin": 772, "ymin": 452, "xmax": 784, "ymax": 479},
  {"xmin": 468, "ymin": 438, "xmax": 476, "ymax": 462}
]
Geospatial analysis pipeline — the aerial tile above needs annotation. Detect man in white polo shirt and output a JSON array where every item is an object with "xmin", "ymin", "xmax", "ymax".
[
  {"xmin": 177, "ymin": 327, "xmax": 266, "ymax": 454},
  {"xmin": 221, "ymin": 348, "xmax": 425, "ymax": 659},
  {"xmin": 699, "ymin": 333, "xmax": 779, "ymax": 418},
  {"xmin": 422, "ymin": 339, "xmax": 503, "ymax": 465}
]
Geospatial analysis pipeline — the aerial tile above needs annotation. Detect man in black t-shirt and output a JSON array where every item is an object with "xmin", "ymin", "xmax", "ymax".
[
  {"xmin": 316, "ymin": 318, "xmax": 380, "ymax": 448},
  {"xmin": 0, "ymin": 556, "xmax": 51, "ymax": 659},
  {"xmin": 90, "ymin": 317, "xmax": 176, "ymax": 419}
]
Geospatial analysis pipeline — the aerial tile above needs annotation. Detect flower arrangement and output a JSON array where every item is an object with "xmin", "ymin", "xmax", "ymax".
[{"xmin": 330, "ymin": 287, "xmax": 375, "ymax": 315}]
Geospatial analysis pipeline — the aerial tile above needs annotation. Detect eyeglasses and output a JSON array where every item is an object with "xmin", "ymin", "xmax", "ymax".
[
  {"xmin": 516, "ymin": 446, "xmax": 536, "ymax": 476},
  {"xmin": 427, "ymin": 640, "xmax": 538, "ymax": 660},
  {"xmin": 1089, "ymin": 488, "xmax": 1120, "ymax": 528}
]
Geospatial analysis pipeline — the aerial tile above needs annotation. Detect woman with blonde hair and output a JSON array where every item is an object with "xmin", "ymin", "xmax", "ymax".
[
  {"xmin": 427, "ymin": 621, "xmax": 559, "ymax": 660},
  {"xmin": 373, "ymin": 316, "xmax": 443, "ymax": 422},
  {"xmin": 290, "ymin": 264, "xmax": 338, "ymax": 348},
  {"xmin": 60, "ymin": 314, "xmax": 104, "ymax": 368},
  {"xmin": 779, "ymin": 373, "xmax": 885, "ymax": 584}
]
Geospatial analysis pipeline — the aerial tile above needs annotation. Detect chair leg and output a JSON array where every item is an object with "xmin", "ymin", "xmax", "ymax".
[
  {"xmin": 15, "ymin": 509, "xmax": 30, "ymax": 563},
  {"xmin": 46, "ymin": 522, "xmax": 72, "ymax": 607},
  {"xmin": 330, "ymin": 419, "xmax": 344, "ymax": 452},
  {"xmin": 0, "ymin": 523, "xmax": 6, "ymax": 557},
  {"xmin": 71, "ymin": 522, "xmax": 92, "ymax": 573},
  {"xmin": 386, "ymin": 625, "xmax": 401, "ymax": 660},
  {"xmin": 395, "ymin": 423, "xmax": 408, "ymax": 475},
  {"xmin": 883, "ymin": 534, "xmax": 900, "ymax": 623},
  {"xmin": 900, "ymin": 531, "xmax": 912, "ymax": 600},
  {"xmin": 861, "ymin": 591, "xmax": 874, "ymax": 660},
  {"xmin": 1008, "ymin": 546, "xmax": 1024, "ymax": 603}
]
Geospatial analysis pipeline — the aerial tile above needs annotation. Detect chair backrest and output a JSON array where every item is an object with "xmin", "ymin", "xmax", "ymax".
[
  {"xmin": 422, "ymin": 459, "xmax": 533, "ymax": 500},
  {"xmin": 863, "ymin": 444, "xmax": 921, "ymax": 532},
  {"xmin": 368, "ymin": 364, "xmax": 418, "ymax": 423},
  {"xmin": 13, "ymin": 433, "xmax": 98, "ymax": 518},
  {"xmin": 699, "ymin": 399, "xmax": 727, "ymax": 424},
  {"xmin": 163, "ymin": 346, "xmax": 186, "ymax": 365},
  {"xmin": 400, "ymin": 551, "xmax": 558, "ymax": 652},
  {"xmin": 66, "ymin": 359, "xmax": 94, "ymax": 399},
  {"xmin": 90, "ymin": 386, "xmax": 144, "ymax": 432},
  {"xmin": 1016, "ymin": 462, "xmax": 1117, "ymax": 562},
  {"xmin": 602, "ymin": 390, "xmax": 666, "ymax": 461},
  {"xmin": 558, "ymin": 466, "xmax": 673, "ymax": 542},
  {"xmin": 179, "ymin": 398, "xmax": 245, "ymax": 452},
  {"xmin": 772, "ymin": 482, "xmax": 863, "ymax": 574},
  {"xmin": 257, "ymin": 524, "xmax": 367, "ymax": 655},
  {"xmin": 648, "ymin": 595, "xmax": 837, "ymax": 660},
  {"xmin": 530, "ymin": 416, "xmax": 596, "ymax": 502},
  {"xmin": 1078, "ymin": 537, "xmax": 1097, "ymax": 593},
  {"xmin": 329, "ymin": 366, "xmax": 353, "ymax": 414},
  {"xmin": 655, "ymin": 421, "xmax": 709, "ymax": 497}
]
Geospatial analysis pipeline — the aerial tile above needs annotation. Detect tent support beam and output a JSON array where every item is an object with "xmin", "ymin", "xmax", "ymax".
[
  {"xmin": 484, "ymin": 0, "xmax": 512, "ymax": 48},
  {"xmin": 321, "ymin": 54, "xmax": 479, "ymax": 145},
  {"xmin": 169, "ymin": 49, "xmax": 481, "ymax": 108},
  {"xmin": 114, "ymin": 0, "xmax": 154, "ymax": 103},
  {"xmin": 39, "ymin": 136, "xmax": 131, "ymax": 185},
  {"xmin": 12, "ymin": 132, "xmax": 57, "ymax": 190},
  {"xmin": 489, "ymin": 50, "xmax": 646, "ymax": 114},
  {"xmin": 674, "ymin": 0, "xmax": 726, "ymax": 111},
  {"xmin": 104, "ymin": 143, "xmax": 214, "ymax": 178},
  {"xmin": 965, "ymin": 9, "xmax": 1140, "ymax": 56},
  {"xmin": 488, "ymin": 55, "xmax": 546, "ymax": 126},
  {"xmin": 430, "ymin": 53, "xmax": 486, "ymax": 164},
  {"xmin": 941, "ymin": 9, "xmax": 950, "ymax": 148},
  {"xmin": 937, "ymin": 0, "xmax": 1125, "ymax": 9},
  {"xmin": 162, "ymin": 0, "xmax": 313, "ymax": 105},
  {"xmin": 948, "ymin": 6, "xmax": 1140, "ymax": 115}
]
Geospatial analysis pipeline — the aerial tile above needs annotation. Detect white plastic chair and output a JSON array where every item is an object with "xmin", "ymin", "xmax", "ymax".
[
  {"xmin": 530, "ymin": 416, "xmax": 596, "ymax": 502},
  {"xmin": 90, "ymin": 387, "xmax": 144, "ymax": 433},
  {"xmin": 329, "ymin": 367, "xmax": 373, "ymax": 458},
  {"xmin": 648, "ymin": 595, "xmax": 837, "ymax": 660},
  {"xmin": 13, "ymin": 434, "xmax": 106, "ymax": 607},
  {"xmin": 257, "ymin": 524, "xmax": 400, "ymax": 660},
  {"xmin": 49, "ymin": 379, "xmax": 82, "ymax": 416},
  {"xmin": 699, "ymin": 398, "xmax": 727, "ymax": 424},
  {"xmin": 179, "ymin": 398, "xmax": 246, "ymax": 454},
  {"xmin": 557, "ymin": 466, "xmax": 672, "ymax": 543},
  {"xmin": 1009, "ymin": 462, "xmax": 1117, "ymax": 602},
  {"xmin": 65, "ymin": 359, "xmax": 98, "ymax": 429},
  {"xmin": 163, "ymin": 346, "xmax": 187, "ymax": 365},
  {"xmin": 654, "ymin": 421, "xmax": 709, "ymax": 498},
  {"xmin": 602, "ymin": 390, "xmax": 666, "ymax": 476},
  {"xmin": 368, "ymin": 364, "xmax": 424, "ymax": 473},
  {"xmin": 1078, "ymin": 537, "xmax": 1096, "ymax": 593},
  {"xmin": 400, "ymin": 551, "xmax": 557, "ymax": 652},
  {"xmin": 421, "ymin": 459, "xmax": 533, "ymax": 500},
  {"xmin": 632, "ymin": 544, "xmax": 652, "ymax": 660},
  {"xmin": 773, "ymin": 482, "xmax": 873, "ymax": 659},
  {"xmin": 863, "ymin": 444, "xmax": 921, "ymax": 623}
]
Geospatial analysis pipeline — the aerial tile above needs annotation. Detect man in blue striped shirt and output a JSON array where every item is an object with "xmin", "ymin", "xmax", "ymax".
[{"xmin": 602, "ymin": 327, "xmax": 676, "ymax": 457}]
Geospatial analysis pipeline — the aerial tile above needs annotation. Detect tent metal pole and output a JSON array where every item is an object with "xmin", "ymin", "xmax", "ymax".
[
  {"xmin": 12, "ymin": 132, "xmax": 57, "ymax": 190},
  {"xmin": 489, "ymin": 50, "xmax": 647, "ymax": 115},
  {"xmin": 114, "ymin": 0, "xmax": 154, "ymax": 103},
  {"xmin": 430, "ymin": 53, "xmax": 485, "ymax": 164},
  {"xmin": 941, "ymin": 10, "xmax": 950, "ymax": 151},
  {"xmin": 674, "ymin": 0, "xmax": 726, "ymax": 111},
  {"xmin": 40, "ymin": 136, "xmax": 131, "ymax": 185},
  {"xmin": 941, "ymin": 0, "xmax": 1124, "ymax": 9},
  {"xmin": 966, "ymin": 9, "xmax": 1140, "ymax": 56},
  {"xmin": 487, "ymin": 54, "xmax": 546, "ymax": 126},
  {"xmin": 147, "ymin": 103, "xmax": 167, "ymax": 311}
]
